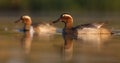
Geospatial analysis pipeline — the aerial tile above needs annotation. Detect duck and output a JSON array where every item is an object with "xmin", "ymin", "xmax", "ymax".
[
  {"xmin": 52, "ymin": 13, "xmax": 111, "ymax": 39},
  {"xmin": 15, "ymin": 15, "xmax": 57, "ymax": 36}
]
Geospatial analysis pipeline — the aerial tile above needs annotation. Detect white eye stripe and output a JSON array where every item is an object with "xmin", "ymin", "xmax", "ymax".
[
  {"xmin": 22, "ymin": 16, "xmax": 31, "ymax": 20},
  {"xmin": 62, "ymin": 14, "xmax": 71, "ymax": 17},
  {"xmin": 21, "ymin": 16, "xmax": 32, "ymax": 22}
]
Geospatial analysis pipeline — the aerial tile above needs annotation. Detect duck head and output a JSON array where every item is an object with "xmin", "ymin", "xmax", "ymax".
[
  {"xmin": 15, "ymin": 15, "xmax": 32, "ymax": 25},
  {"xmin": 53, "ymin": 13, "xmax": 73, "ymax": 23},
  {"xmin": 52, "ymin": 13, "xmax": 73, "ymax": 29},
  {"xmin": 15, "ymin": 15, "xmax": 32, "ymax": 31}
]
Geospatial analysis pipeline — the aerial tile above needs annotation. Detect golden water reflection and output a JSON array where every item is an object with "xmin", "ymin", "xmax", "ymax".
[
  {"xmin": 21, "ymin": 31, "xmax": 33, "ymax": 54},
  {"xmin": 62, "ymin": 33, "xmax": 111, "ymax": 62}
]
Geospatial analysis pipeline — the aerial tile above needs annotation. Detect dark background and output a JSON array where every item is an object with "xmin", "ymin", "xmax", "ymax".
[{"xmin": 0, "ymin": 0, "xmax": 120, "ymax": 13}]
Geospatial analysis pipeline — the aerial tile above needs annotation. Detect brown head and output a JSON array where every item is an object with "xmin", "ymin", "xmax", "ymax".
[
  {"xmin": 15, "ymin": 15, "xmax": 32, "ymax": 25},
  {"xmin": 53, "ymin": 13, "xmax": 73, "ymax": 23},
  {"xmin": 15, "ymin": 15, "xmax": 32, "ymax": 31},
  {"xmin": 52, "ymin": 13, "xmax": 73, "ymax": 29}
]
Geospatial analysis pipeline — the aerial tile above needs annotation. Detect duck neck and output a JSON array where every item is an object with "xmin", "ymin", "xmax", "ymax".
[
  {"xmin": 24, "ymin": 24, "xmax": 31, "ymax": 31},
  {"xmin": 63, "ymin": 20, "xmax": 73, "ymax": 34},
  {"xmin": 24, "ymin": 20, "xmax": 32, "ymax": 31},
  {"xmin": 64, "ymin": 20, "xmax": 73, "ymax": 30}
]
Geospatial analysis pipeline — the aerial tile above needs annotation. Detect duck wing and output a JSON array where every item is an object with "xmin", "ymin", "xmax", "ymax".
[{"xmin": 73, "ymin": 23, "xmax": 97, "ymax": 30}]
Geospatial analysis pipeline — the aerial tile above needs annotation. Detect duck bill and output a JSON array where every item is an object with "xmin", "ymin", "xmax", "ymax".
[
  {"xmin": 14, "ymin": 19, "xmax": 22, "ymax": 23},
  {"xmin": 52, "ymin": 18, "xmax": 61, "ymax": 23}
]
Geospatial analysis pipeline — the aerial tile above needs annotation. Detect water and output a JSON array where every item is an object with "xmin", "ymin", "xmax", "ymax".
[{"xmin": 0, "ymin": 14, "xmax": 120, "ymax": 63}]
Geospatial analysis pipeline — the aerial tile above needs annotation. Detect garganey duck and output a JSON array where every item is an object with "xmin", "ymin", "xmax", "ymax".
[
  {"xmin": 52, "ymin": 13, "xmax": 111, "ymax": 39},
  {"xmin": 15, "ymin": 15, "xmax": 56, "ymax": 36}
]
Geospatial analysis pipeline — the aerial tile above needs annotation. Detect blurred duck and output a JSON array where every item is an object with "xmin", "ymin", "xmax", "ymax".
[
  {"xmin": 52, "ymin": 13, "xmax": 111, "ymax": 39},
  {"xmin": 15, "ymin": 15, "xmax": 57, "ymax": 36}
]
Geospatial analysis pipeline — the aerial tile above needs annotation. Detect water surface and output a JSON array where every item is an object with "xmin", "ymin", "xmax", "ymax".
[{"xmin": 0, "ymin": 14, "xmax": 120, "ymax": 63}]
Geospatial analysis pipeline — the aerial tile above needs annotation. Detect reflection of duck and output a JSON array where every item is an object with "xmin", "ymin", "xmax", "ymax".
[
  {"xmin": 77, "ymin": 34, "xmax": 110, "ymax": 47},
  {"xmin": 21, "ymin": 30, "xmax": 32, "ymax": 54},
  {"xmin": 15, "ymin": 15, "xmax": 56, "ymax": 36},
  {"xmin": 62, "ymin": 31, "xmax": 111, "ymax": 62},
  {"xmin": 63, "ymin": 32, "xmax": 73, "ymax": 61},
  {"xmin": 52, "ymin": 13, "xmax": 111, "ymax": 39}
]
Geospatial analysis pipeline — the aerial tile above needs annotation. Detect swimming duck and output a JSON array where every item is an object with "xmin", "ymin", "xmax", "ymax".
[
  {"xmin": 15, "ymin": 15, "xmax": 56, "ymax": 36},
  {"xmin": 52, "ymin": 13, "xmax": 111, "ymax": 39}
]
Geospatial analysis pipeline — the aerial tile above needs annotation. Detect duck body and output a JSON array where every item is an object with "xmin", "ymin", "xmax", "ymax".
[
  {"xmin": 74, "ymin": 23, "xmax": 110, "ymax": 34},
  {"xmin": 52, "ymin": 13, "xmax": 111, "ymax": 39},
  {"xmin": 15, "ymin": 15, "xmax": 56, "ymax": 36},
  {"xmin": 33, "ymin": 22, "xmax": 56, "ymax": 35}
]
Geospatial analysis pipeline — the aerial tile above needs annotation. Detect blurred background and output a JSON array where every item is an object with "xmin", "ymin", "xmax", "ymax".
[{"xmin": 0, "ymin": 0, "xmax": 120, "ymax": 14}]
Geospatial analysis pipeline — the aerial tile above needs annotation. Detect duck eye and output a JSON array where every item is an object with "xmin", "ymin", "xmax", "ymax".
[
  {"xmin": 60, "ymin": 15, "xmax": 64, "ymax": 17},
  {"xmin": 20, "ymin": 16, "xmax": 25, "ymax": 19},
  {"xmin": 20, "ymin": 17, "xmax": 23, "ymax": 20}
]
